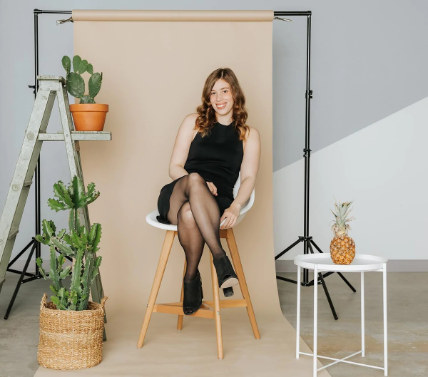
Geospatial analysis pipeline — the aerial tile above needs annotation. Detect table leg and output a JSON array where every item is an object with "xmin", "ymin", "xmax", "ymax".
[
  {"xmin": 313, "ymin": 266, "xmax": 318, "ymax": 377},
  {"xmin": 296, "ymin": 266, "xmax": 301, "ymax": 359},
  {"xmin": 361, "ymin": 271, "xmax": 365, "ymax": 357},
  {"xmin": 383, "ymin": 264, "xmax": 388, "ymax": 376}
]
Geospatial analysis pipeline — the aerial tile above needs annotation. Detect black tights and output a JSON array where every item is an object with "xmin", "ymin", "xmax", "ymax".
[{"xmin": 167, "ymin": 173, "xmax": 226, "ymax": 281}]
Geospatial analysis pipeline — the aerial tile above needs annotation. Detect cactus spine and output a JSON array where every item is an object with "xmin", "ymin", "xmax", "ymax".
[{"xmin": 36, "ymin": 176, "xmax": 102, "ymax": 310}]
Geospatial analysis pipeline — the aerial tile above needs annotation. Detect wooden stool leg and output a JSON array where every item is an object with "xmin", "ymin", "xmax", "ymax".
[
  {"xmin": 210, "ymin": 253, "xmax": 224, "ymax": 359},
  {"xmin": 137, "ymin": 230, "xmax": 176, "ymax": 348},
  {"xmin": 177, "ymin": 261, "xmax": 187, "ymax": 330},
  {"xmin": 225, "ymin": 229, "xmax": 261, "ymax": 339}
]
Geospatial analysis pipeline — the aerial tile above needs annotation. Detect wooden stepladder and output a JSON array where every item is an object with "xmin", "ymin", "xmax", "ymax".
[{"xmin": 0, "ymin": 75, "xmax": 110, "ymax": 314}]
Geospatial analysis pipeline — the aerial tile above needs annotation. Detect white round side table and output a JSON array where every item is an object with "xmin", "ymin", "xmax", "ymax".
[{"xmin": 294, "ymin": 253, "xmax": 388, "ymax": 377}]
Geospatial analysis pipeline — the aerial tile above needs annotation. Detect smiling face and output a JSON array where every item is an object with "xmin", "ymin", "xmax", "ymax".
[{"xmin": 209, "ymin": 79, "xmax": 234, "ymax": 122}]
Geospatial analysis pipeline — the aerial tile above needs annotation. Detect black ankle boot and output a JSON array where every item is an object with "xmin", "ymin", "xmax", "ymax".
[
  {"xmin": 213, "ymin": 255, "xmax": 238, "ymax": 289},
  {"xmin": 223, "ymin": 287, "xmax": 234, "ymax": 297},
  {"xmin": 183, "ymin": 270, "xmax": 203, "ymax": 315}
]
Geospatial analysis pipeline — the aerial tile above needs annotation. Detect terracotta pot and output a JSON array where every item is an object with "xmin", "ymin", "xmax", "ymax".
[{"xmin": 70, "ymin": 104, "xmax": 109, "ymax": 131}]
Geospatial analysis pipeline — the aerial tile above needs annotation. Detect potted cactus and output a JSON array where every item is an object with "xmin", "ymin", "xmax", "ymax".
[
  {"xmin": 35, "ymin": 176, "xmax": 106, "ymax": 370},
  {"xmin": 62, "ymin": 55, "xmax": 109, "ymax": 131}
]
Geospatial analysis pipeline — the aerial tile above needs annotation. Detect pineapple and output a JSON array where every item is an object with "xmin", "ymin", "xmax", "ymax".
[{"xmin": 330, "ymin": 201, "xmax": 355, "ymax": 264}]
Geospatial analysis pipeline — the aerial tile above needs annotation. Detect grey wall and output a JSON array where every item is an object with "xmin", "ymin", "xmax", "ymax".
[
  {"xmin": 1, "ymin": 0, "xmax": 428, "ymax": 263},
  {"xmin": 274, "ymin": 1, "xmax": 428, "ymax": 169}
]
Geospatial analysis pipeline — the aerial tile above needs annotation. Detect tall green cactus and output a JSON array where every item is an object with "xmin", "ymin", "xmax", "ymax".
[
  {"xmin": 62, "ymin": 55, "xmax": 103, "ymax": 104},
  {"xmin": 36, "ymin": 176, "xmax": 103, "ymax": 311}
]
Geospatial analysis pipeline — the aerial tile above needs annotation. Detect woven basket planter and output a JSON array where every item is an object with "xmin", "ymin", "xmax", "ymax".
[{"xmin": 38, "ymin": 294, "xmax": 107, "ymax": 370}]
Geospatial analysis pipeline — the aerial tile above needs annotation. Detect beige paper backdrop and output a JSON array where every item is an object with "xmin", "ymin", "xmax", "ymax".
[
  {"xmin": 74, "ymin": 9, "xmax": 277, "ymax": 317},
  {"xmin": 36, "ymin": 10, "xmax": 329, "ymax": 377}
]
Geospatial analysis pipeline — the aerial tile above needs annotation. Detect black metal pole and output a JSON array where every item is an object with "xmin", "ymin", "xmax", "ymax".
[
  {"xmin": 274, "ymin": 11, "xmax": 311, "ymax": 16},
  {"xmin": 34, "ymin": 9, "xmax": 41, "ymax": 274},
  {"xmin": 34, "ymin": 9, "xmax": 72, "ymax": 15},
  {"xmin": 303, "ymin": 14, "xmax": 312, "ymax": 283}
]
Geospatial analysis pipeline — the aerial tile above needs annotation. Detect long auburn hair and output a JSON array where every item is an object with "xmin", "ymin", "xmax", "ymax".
[{"xmin": 195, "ymin": 68, "xmax": 249, "ymax": 140}]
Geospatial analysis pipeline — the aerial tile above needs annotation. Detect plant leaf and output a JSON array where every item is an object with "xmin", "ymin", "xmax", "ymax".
[
  {"xmin": 72, "ymin": 55, "xmax": 82, "ymax": 72},
  {"xmin": 88, "ymin": 72, "xmax": 102, "ymax": 100},
  {"xmin": 61, "ymin": 56, "xmax": 71, "ymax": 75},
  {"xmin": 66, "ymin": 72, "xmax": 85, "ymax": 99}
]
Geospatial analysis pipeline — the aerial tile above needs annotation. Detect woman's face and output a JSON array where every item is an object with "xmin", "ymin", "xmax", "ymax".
[{"xmin": 209, "ymin": 79, "xmax": 234, "ymax": 119}]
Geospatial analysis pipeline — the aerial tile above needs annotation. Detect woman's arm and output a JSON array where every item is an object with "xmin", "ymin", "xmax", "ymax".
[
  {"xmin": 220, "ymin": 127, "xmax": 261, "ymax": 229},
  {"xmin": 169, "ymin": 113, "xmax": 198, "ymax": 180}
]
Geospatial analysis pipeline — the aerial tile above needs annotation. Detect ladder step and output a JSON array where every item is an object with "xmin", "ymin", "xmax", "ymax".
[
  {"xmin": 38, "ymin": 131, "xmax": 112, "ymax": 141},
  {"xmin": 8, "ymin": 227, "xmax": 19, "ymax": 240},
  {"xmin": 23, "ymin": 180, "xmax": 32, "ymax": 187}
]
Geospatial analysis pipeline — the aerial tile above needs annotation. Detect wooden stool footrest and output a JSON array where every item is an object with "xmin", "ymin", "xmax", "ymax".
[
  {"xmin": 154, "ymin": 302, "xmax": 215, "ymax": 319},
  {"xmin": 205, "ymin": 299, "xmax": 248, "ymax": 309}
]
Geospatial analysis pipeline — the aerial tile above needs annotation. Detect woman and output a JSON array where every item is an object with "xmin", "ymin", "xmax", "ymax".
[{"xmin": 156, "ymin": 68, "xmax": 260, "ymax": 315}]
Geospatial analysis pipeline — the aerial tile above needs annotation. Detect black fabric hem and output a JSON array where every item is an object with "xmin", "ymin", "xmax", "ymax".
[{"xmin": 156, "ymin": 175, "xmax": 233, "ymax": 225}]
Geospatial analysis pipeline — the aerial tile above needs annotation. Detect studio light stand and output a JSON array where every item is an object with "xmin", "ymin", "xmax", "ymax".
[
  {"xmin": 4, "ymin": 9, "xmax": 72, "ymax": 319},
  {"xmin": 274, "ymin": 11, "xmax": 356, "ymax": 320}
]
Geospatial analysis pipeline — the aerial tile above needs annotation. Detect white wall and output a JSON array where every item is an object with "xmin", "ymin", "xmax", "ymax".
[{"xmin": 274, "ymin": 97, "xmax": 428, "ymax": 260}]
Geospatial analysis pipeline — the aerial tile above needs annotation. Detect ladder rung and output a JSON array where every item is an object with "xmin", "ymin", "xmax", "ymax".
[
  {"xmin": 23, "ymin": 180, "xmax": 32, "ymax": 187},
  {"xmin": 8, "ymin": 227, "xmax": 19, "ymax": 240},
  {"xmin": 37, "ymin": 75, "xmax": 66, "ymax": 84},
  {"xmin": 38, "ymin": 131, "xmax": 112, "ymax": 141}
]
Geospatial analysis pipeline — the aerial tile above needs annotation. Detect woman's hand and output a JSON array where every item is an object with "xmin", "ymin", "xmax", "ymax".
[
  {"xmin": 220, "ymin": 203, "xmax": 241, "ymax": 229},
  {"xmin": 206, "ymin": 181, "xmax": 218, "ymax": 196}
]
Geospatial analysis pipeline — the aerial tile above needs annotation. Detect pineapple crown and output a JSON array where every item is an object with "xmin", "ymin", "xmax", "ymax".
[{"xmin": 331, "ymin": 201, "xmax": 354, "ymax": 237}]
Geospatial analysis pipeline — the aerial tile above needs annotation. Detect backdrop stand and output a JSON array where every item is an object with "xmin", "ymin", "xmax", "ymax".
[
  {"xmin": 274, "ymin": 11, "xmax": 356, "ymax": 320},
  {"xmin": 2, "ymin": 9, "xmax": 354, "ymax": 321}
]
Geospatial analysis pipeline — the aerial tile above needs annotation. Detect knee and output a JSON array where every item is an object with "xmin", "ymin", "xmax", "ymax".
[
  {"xmin": 177, "ymin": 203, "xmax": 196, "ymax": 226},
  {"xmin": 187, "ymin": 172, "xmax": 205, "ymax": 186}
]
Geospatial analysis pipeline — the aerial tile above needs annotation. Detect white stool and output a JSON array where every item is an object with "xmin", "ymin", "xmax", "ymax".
[
  {"xmin": 294, "ymin": 253, "xmax": 388, "ymax": 376},
  {"xmin": 137, "ymin": 182, "xmax": 260, "ymax": 359}
]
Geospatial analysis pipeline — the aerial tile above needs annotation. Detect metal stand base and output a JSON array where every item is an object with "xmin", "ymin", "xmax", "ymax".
[
  {"xmin": 276, "ymin": 236, "xmax": 356, "ymax": 320},
  {"xmin": 4, "ymin": 238, "xmax": 42, "ymax": 319}
]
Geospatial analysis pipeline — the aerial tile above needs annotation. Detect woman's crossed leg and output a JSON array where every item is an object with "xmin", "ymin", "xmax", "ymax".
[{"xmin": 167, "ymin": 173, "xmax": 226, "ymax": 280}]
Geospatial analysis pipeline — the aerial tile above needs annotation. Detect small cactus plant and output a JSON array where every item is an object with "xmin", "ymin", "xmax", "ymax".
[
  {"xmin": 62, "ymin": 55, "xmax": 102, "ymax": 104},
  {"xmin": 36, "ymin": 176, "xmax": 102, "ymax": 311}
]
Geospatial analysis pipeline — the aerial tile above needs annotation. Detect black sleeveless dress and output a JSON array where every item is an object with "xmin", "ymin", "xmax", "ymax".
[{"xmin": 157, "ymin": 121, "xmax": 244, "ymax": 224}]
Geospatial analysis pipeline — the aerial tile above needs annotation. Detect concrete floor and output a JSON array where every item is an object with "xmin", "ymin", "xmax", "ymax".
[
  {"xmin": 278, "ymin": 271, "xmax": 428, "ymax": 377},
  {"xmin": 0, "ymin": 271, "xmax": 427, "ymax": 377},
  {"xmin": 0, "ymin": 272, "xmax": 51, "ymax": 377}
]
